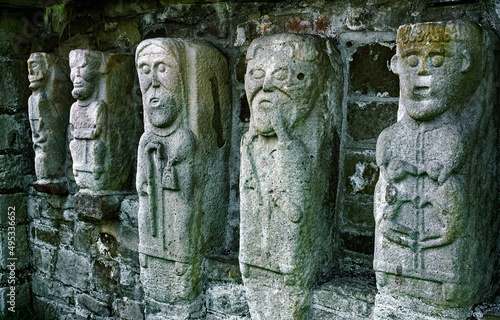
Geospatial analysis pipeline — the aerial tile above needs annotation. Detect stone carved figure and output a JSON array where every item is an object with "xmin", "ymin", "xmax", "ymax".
[
  {"xmin": 374, "ymin": 21, "xmax": 498, "ymax": 319},
  {"xmin": 240, "ymin": 33, "xmax": 342, "ymax": 320},
  {"xmin": 135, "ymin": 38, "xmax": 230, "ymax": 312},
  {"xmin": 69, "ymin": 50, "xmax": 135, "ymax": 219},
  {"xmin": 28, "ymin": 53, "xmax": 71, "ymax": 194}
]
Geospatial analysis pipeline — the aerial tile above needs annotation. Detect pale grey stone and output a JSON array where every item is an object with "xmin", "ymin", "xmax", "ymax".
[
  {"xmin": 27, "ymin": 52, "xmax": 72, "ymax": 194},
  {"xmin": 145, "ymin": 295, "xmax": 206, "ymax": 320},
  {"xmin": 206, "ymin": 283, "xmax": 248, "ymax": 317},
  {"xmin": 113, "ymin": 298, "xmax": 145, "ymax": 320},
  {"xmin": 135, "ymin": 38, "xmax": 231, "ymax": 304},
  {"xmin": 374, "ymin": 20, "xmax": 499, "ymax": 319},
  {"xmin": 54, "ymin": 248, "xmax": 90, "ymax": 289},
  {"xmin": 76, "ymin": 293, "xmax": 110, "ymax": 316},
  {"xmin": 239, "ymin": 33, "xmax": 342, "ymax": 319},
  {"xmin": 68, "ymin": 49, "xmax": 136, "ymax": 219},
  {"xmin": 32, "ymin": 272, "xmax": 75, "ymax": 305},
  {"xmin": 31, "ymin": 245, "xmax": 57, "ymax": 275}
]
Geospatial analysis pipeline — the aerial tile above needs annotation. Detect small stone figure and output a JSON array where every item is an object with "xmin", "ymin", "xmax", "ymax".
[
  {"xmin": 28, "ymin": 53, "xmax": 71, "ymax": 194},
  {"xmin": 374, "ymin": 21, "xmax": 498, "ymax": 319},
  {"xmin": 69, "ymin": 50, "xmax": 135, "ymax": 220},
  {"xmin": 239, "ymin": 33, "xmax": 342, "ymax": 320},
  {"xmin": 135, "ymin": 38, "xmax": 230, "ymax": 315}
]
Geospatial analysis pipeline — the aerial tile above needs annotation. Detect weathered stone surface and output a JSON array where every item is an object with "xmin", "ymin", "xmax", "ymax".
[
  {"xmin": 350, "ymin": 43, "xmax": 399, "ymax": 96},
  {"xmin": 0, "ymin": 225, "xmax": 29, "ymax": 270},
  {"xmin": 344, "ymin": 150, "xmax": 379, "ymax": 196},
  {"xmin": 54, "ymin": 249, "xmax": 90, "ymax": 289},
  {"xmin": 347, "ymin": 101, "xmax": 398, "ymax": 141},
  {"xmin": 113, "ymin": 298, "xmax": 145, "ymax": 320},
  {"xmin": 32, "ymin": 273, "xmax": 75, "ymax": 305},
  {"xmin": 206, "ymin": 283, "xmax": 249, "ymax": 317},
  {"xmin": 69, "ymin": 49, "xmax": 136, "ymax": 219},
  {"xmin": 374, "ymin": 21, "xmax": 499, "ymax": 318},
  {"xmin": 30, "ymin": 221, "xmax": 59, "ymax": 247},
  {"xmin": 76, "ymin": 293, "xmax": 110, "ymax": 316},
  {"xmin": 0, "ymin": 193, "xmax": 27, "ymax": 226},
  {"xmin": 0, "ymin": 154, "xmax": 28, "ymax": 191},
  {"xmin": 32, "ymin": 245, "xmax": 57, "ymax": 275},
  {"xmin": 239, "ymin": 33, "xmax": 342, "ymax": 319},
  {"xmin": 311, "ymin": 277, "xmax": 376, "ymax": 319},
  {"xmin": 0, "ymin": 57, "xmax": 29, "ymax": 113},
  {"xmin": 28, "ymin": 52, "xmax": 72, "ymax": 194},
  {"xmin": 135, "ymin": 38, "xmax": 231, "ymax": 304}
]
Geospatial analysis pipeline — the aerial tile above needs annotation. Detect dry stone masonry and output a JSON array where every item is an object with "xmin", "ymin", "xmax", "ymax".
[
  {"xmin": 374, "ymin": 20, "xmax": 499, "ymax": 320},
  {"xmin": 239, "ymin": 33, "xmax": 341, "ymax": 320},
  {"xmin": 0, "ymin": 0, "xmax": 499, "ymax": 319}
]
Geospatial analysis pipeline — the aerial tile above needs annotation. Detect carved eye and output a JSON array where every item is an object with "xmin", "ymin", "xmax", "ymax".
[
  {"xmin": 297, "ymin": 73, "xmax": 305, "ymax": 80},
  {"xmin": 141, "ymin": 65, "xmax": 151, "ymax": 75},
  {"xmin": 431, "ymin": 55, "xmax": 444, "ymax": 67},
  {"xmin": 251, "ymin": 69, "xmax": 265, "ymax": 80},
  {"xmin": 407, "ymin": 55, "xmax": 419, "ymax": 68},
  {"xmin": 157, "ymin": 63, "xmax": 166, "ymax": 73},
  {"xmin": 273, "ymin": 68, "xmax": 288, "ymax": 81}
]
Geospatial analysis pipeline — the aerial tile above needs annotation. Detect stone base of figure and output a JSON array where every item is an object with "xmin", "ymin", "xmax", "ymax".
[
  {"xmin": 32, "ymin": 179, "xmax": 69, "ymax": 195},
  {"xmin": 74, "ymin": 191, "xmax": 123, "ymax": 221},
  {"xmin": 373, "ymin": 275, "xmax": 473, "ymax": 320},
  {"xmin": 140, "ymin": 254, "xmax": 203, "ymax": 305},
  {"xmin": 144, "ymin": 295, "xmax": 206, "ymax": 320},
  {"xmin": 241, "ymin": 263, "xmax": 310, "ymax": 320}
]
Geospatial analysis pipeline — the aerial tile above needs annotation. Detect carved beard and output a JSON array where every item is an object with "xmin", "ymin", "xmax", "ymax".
[
  {"xmin": 72, "ymin": 85, "xmax": 95, "ymax": 101},
  {"xmin": 147, "ymin": 94, "xmax": 180, "ymax": 129}
]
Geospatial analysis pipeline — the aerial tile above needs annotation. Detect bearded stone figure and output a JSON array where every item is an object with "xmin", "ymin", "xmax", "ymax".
[
  {"xmin": 135, "ymin": 38, "xmax": 230, "ymax": 318},
  {"xmin": 69, "ymin": 50, "xmax": 135, "ymax": 220},
  {"xmin": 373, "ymin": 20, "xmax": 499, "ymax": 320},
  {"xmin": 27, "ymin": 52, "xmax": 71, "ymax": 194},
  {"xmin": 239, "ymin": 33, "xmax": 342, "ymax": 320}
]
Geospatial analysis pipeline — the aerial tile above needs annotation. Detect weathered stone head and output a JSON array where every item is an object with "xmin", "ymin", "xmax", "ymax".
[
  {"xmin": 136, "ymin": 39, "xmax": 185, "ymax": 134},
  {"xmin": 391, "ymin": 20, "xmax": 484, "ymax": 121},
  {"xmin": 69, "ymin": 50, "xmax": 102, "ymax": 101},
  {"xmin": 27, "ymin": 53, "xmax": 48, "ymax": 91},
  {"xmin": 245, "ymin": 33, "xmax": 331, "ymax": 137}
]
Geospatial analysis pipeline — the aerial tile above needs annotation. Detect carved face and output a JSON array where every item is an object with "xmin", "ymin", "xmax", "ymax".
[
  {"xmin": 28, "ymin": 54, "xmax": 47, "ymax": 90},
  {"xmin": 396, "ymin": 41, "xmax": 473, "ymax": 121},
  {"xmin": 245, "ymin": 43, "xmax": 320, "ymax": 136},
  {"xmin": 137, "ymin": 45, "xmax": 183, "ymax": 129},
  {"xmin": 69, "ymin": 51, "xmax": 99, "ymax": 101}
]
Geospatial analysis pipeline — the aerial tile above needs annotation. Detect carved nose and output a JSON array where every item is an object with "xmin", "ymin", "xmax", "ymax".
[
  {"xmin": 262, "ymin": 75, "xmax": 275, "ymax": 92},
  {"xmin": 152, "ymin": 73, "xmax": 160, "ymax": 87},
  {"xmin": 417, "ymin": 61, "xmax": 430, "ymax": 76}
]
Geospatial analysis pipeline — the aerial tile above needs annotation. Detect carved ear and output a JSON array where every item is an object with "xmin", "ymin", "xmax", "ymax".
[
  {"xmin": 461, "ymin": 50, "xmax": 472, "ymax": 73},
  {"xmin": 390, "ymin": 55, "xmax": 399, "ymax": 75}
]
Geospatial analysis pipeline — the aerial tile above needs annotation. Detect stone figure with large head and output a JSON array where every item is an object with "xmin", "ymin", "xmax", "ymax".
[
  {"xmin": 240, "ymin": 33, "xmax": 342, "ymax": 320},
  {"xmin": 27, "ymin": 52, "xmax": 72, "ymax": 194},
  {"xmin": 68, "ymin": 49, "xmax": 135, "ymax": 220},
  {"xmin": 135, "ymin": 38, "xmax": 230, "ymax": 318},
  {"xmin": 374, "ymin": 20, "xmax": 499, "ymax": 319}
]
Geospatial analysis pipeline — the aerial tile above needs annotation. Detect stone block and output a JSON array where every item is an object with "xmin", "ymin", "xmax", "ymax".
[
  {"xmin": 32, "ymin": 273, "xmax": 74, "ymax": 305},
  {"xmin": 0, "ymin": 194, "xmax": 27, "ymax": 226},
  {"xmin": 206, "ymin": 283, "xmax": 249, "ymax": 317},
  {"xmin": 0, "ymin": 282, "xmax": 30, "ymax": 314},
  {"xmin": 350, "ymin": 43, "xmax": 399, "ymax": 96},
  {"xmin": 119, "ymin": 195, "xmax": 139, "ymax": 229},
  {"xmin": 0, "ymin": 114, "xmax": 26, "ymax": 154},
  {"xmin": 145, "ymin": 296, "xmax": 206, "ymax": 320},
  {"xmin": 30, "ymin": 221, "xmax": 59, "ymax": 247},
  {"xmin": 73, "ymin": 220, "xmax": 99, "ymax": 255},
  {"xmin": 344, "ymin": 150, "xmax": 378, "ymax": 195},
  {"xmin": 347, "ymin": 101, "xmax": 398, "ymax": 141},
  {"xmin": 136, "ymin": 38, "xmax": 231, "ymax": 304},
  {"xmin": 92, "ymin": 259, "xmax": 119, "ymax": 294},
  {"xmin": 31, "ymin": 245, "xmax": 57, "ymax": 275},
  {"xmin": 54, "ymin": 249, "xmax": 90, "ymax": 289},
  {"xmin": 96, "ymin": 19, "xmax": 141, "ymax": 51},
  {"xmin": 342, "ymin": 196, "xmax": 375, "ymax": 228},
  {"xmin": 340, "ymin": 229, "xmax": 375, "ymax": 255},
  {"xmin": 33, "ymin": 295, "xmax": 75, "ymax": 320},
  {"xmin": 113, "ymin": 298, "xmax": 144, "ymax": 320},
  {"xmin": 76, "ymin": 293, "xmax": 110, "ymax": 316},
  {"xmin": 0, "ymin": 225, "xmax": 29, "ymax": 270},
  {"xmin": 0, "ymin": 154, "xmax": 28, "ymax": 191},
  {"xmin": 205, "ymin": 255, "xmax": 242, "ymax": 284},
  {"xmin": 240, "ymin": 33, "xmax": 342, "ymax": 319},
  {"xmin": 0, "ymin": 57, "xmax": 29, "ymax": 113}
]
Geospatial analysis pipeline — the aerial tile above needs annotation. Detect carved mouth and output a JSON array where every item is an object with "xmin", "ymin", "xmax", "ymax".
[
  {"xmin": 413, "ymin": 86, "xmax": 430, "ymax": 95},
  {"xmin": 150, "ymin": 98, "xmax": 161, "ymax": 107},
  {"xmin": 257, "ymin": 100, "xmax": 273, "ymax": 110}
]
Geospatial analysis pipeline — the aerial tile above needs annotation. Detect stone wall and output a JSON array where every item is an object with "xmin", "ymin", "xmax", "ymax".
[{"xmin": 0, "ymin": 0, "xmax": 499, "ymax": 319}]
